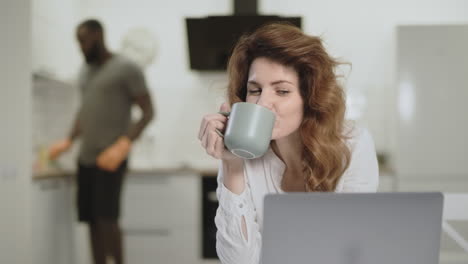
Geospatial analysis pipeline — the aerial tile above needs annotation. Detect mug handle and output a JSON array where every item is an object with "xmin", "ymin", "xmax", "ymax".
[{"xmin": 215, "ymin": 111, "xmax": 230, "ymax": 138}]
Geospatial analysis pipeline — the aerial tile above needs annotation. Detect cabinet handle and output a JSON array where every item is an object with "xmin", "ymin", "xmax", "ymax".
[
  {"xmin": 128, "ymin": 174, "xmax": 170, "ymax": 185},
  {"xmin": 124, "ymin": 228, "xmax": 171, "ymax": 237},
  {"xmin": 39, "ymin": 179, "xmax": 61, "ymax": 190}
]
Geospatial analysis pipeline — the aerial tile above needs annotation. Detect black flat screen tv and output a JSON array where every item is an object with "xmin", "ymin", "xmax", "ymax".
[{"xmin": 186, "ymin": 16, "xmax": 301, "ymax": 71}]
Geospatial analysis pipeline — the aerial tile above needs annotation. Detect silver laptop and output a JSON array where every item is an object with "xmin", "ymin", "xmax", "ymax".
[{"xmin": 261, "ymin": 192, "xmax": 443, "ymax": 264}]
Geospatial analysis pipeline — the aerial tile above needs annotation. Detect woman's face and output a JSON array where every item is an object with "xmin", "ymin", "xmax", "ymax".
[{"xmin": 246, "ymin": 57, "xmax": 304, "ymax": 140}]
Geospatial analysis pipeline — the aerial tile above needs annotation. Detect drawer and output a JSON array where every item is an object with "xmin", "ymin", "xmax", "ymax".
[
  {"xmin": 121, "ymin": 173, "xmax": 200, "ymax": 229},
  {"xmin": 125, "ymin": 228, "xmax": 199, "ymax": 264}
]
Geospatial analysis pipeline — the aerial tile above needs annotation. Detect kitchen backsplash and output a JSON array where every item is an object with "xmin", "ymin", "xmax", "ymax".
[{"xmin": 32, "ymin": 73, "xmax": 79, "ymax": 172}]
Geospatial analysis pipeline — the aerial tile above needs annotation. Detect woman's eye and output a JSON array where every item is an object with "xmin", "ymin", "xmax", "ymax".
[
  {"xmin": 277, "ymin": 90, "xmax": 290, "ymax": 95},
  {"xmin": 248, "ymin": 89, "xmax": 261, "ymax": 95}
]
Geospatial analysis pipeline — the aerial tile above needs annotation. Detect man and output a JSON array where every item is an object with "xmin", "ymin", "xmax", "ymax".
[{"xmin": 49, "ymin": 19, "xmax": 154, "ymax": 264}]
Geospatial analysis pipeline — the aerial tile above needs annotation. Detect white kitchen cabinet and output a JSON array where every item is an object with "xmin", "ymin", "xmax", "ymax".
[
  {"xmin": 125, "ymin": 228, "xmax": 199, "ymax": 264},
  {"xmin": 122, "ymin": 171, "xmax": 203, "ymax": 263},
  {"xmin": 31, "ymin": 176, "xmax": 75, "ymax": 264},
  {"xmin": 395, "ymin": 25, "xmax": 468, "ymax": 181}
]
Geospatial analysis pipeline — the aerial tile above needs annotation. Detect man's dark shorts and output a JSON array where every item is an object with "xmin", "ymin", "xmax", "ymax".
[{"xmin": 77, "ymin": 160, "xmax": 127, "ymax": 223}]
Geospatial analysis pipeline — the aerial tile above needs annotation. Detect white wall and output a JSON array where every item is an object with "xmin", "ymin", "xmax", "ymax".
[
  {"xmin": 34, "ymin": 0, "xmax": 468, "ymax": 170},
  {"xmin": 262, "ymin": 0, "xmax": 468, "ymax": 157},
  {"xmin": 32, "ymin": 0, "xmax": 81, "ymax": 81},
  {"xmin": 0, "ymin": 0, "xmax": 32, "ymax": 263}
]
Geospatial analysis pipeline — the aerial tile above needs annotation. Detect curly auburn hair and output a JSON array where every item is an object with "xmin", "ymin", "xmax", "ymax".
[{"xmin": 226, "ymin": 23, "xmax": 351, "ymax": 191}]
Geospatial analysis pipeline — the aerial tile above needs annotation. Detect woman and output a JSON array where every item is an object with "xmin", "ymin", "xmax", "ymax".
[{"xmin": 198, "ymin": 23, "xmax": 379, "ymax": 264}]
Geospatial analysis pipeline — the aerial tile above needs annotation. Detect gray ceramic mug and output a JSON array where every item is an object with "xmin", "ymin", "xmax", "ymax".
[{"xmin": 218, "ymin": 102, "xmax": 276, "ymax": 159}]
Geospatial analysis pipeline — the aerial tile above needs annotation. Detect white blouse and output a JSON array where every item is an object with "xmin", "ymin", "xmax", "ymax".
[{"xmin": 214, "ymin": 126, "xmax": 379, "ymax": 264}]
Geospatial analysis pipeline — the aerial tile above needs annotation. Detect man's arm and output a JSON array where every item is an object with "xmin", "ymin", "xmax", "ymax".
[
  {"xmin": 126, "ymin": 93, "xmax": 154, "ymax": 141},
  {"xmin": 48, "ymin": 112, "xmax": 81, "ymax": 160},
  {"xmin": 68, "ymin": 114, "xmax": 81, "ymax": 141},
  {"xmin": 96, "ymin": 93, "xmax": 154, "ymax": 171}
]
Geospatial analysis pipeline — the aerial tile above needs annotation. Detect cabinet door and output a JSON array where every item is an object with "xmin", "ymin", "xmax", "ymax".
[
  {"xmin": 125, "ymin": 228, "xmax": 199, "ymax": 264},
  {"xmin": 121, "ymin": 172, "xmax": 199, "ymax": 229},
  {"xmin": 122, "ymin": 172, "xmax": 201, "ymax": 263},
  {"xmin": 31, "ymin": 177, "xmax": 74, "ymax": 264},
  {"xmin": 396, "ymin": 25, "xmax": 468, "ymax": 178}
]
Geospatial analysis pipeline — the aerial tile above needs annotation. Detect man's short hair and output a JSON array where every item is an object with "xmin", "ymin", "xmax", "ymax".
[{"xmin": 78, "ymin": 19, "xmax": 104, "ymax": 33}]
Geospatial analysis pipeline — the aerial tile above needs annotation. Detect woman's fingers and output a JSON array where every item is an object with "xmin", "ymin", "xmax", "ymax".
[
  {"xmin": 202, "ymin": 128, "xmax": 226, "ymax": 159},
  {"xmin": 198, "ymin": 103, "xmax": 233, "ymax": 160},
  {"xmin": 201, "ymin": 119, "xmax": 222, "ymax": 146},
  {"xmin": 206, "ymin": 130, "xmax": 219, "ymax": 156},
  {"xmin": 214, "ymin": 134, "xmax": 226, "ymax": 159},
  {"xmin": 198, "ymin": 114, "xmax": 227, "ymax": 140},
  {"xmin": 219, "ymin": 102, "xmax": 231, "ymax": 113}
]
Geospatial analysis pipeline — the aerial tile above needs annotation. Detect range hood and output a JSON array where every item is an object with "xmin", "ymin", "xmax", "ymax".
[{"xmin": 185, "ymin": 0, "xmax": 301, "ymax": 71}]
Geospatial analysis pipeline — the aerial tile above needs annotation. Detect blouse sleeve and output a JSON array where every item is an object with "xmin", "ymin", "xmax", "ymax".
[{"xmin": 214, "ymin": 162, "xmax": 262, "ymax": 264}]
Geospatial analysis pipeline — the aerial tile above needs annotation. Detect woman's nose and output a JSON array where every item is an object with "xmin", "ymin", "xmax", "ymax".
[{"xmin": 255, "ymin": 92, "xmax": 274, "ymax": 111}]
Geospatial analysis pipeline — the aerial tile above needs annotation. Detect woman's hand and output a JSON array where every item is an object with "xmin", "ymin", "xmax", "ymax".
[
  {"xmin": 199, "ymin": 103, "xmax": 245, "ymax": 194},
  {"xmin": 198, "ymin": 103, "xmax": 239, "ymax": 162}
]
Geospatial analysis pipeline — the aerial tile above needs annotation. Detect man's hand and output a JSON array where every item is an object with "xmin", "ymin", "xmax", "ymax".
[
  {"xmin": 96, "ymin": 136, "xmax": 132, "ymax": 172},
  {"xmin": 48, "ymin": 138, "xmax": 73, "ymax": 160}
]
